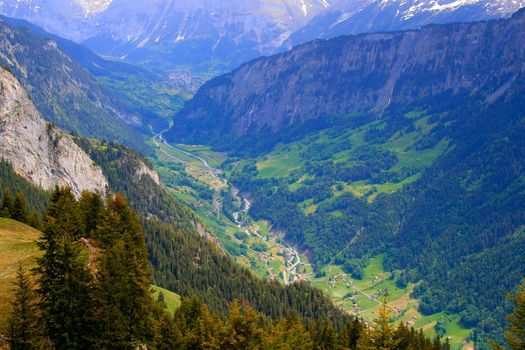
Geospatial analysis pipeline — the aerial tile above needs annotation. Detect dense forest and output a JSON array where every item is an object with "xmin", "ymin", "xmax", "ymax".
[
  {"xmin": 2, "ymin": 187, "xmax": 467, "ymax": 350},
  {"xmin": 68, "ymin": 138, "xmax": 354, "ymax": 323},
  {"xmin": 0, "ymin": 161, "xmax": 49, "ymax": 217},
  {"xmin": 226, "ymin": 94, "xmax": 525, "ymax": 348}
]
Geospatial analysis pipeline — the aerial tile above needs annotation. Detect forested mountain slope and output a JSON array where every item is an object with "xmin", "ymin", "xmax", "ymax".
[
  {"xmin": 0, "ymin": 15, "xmax": 184, "ymax": 131},
  {"xmin": 166, "ymin": 11, "xmax": 525, "ymax": 348},
  {"xmin": 0, "ymin": 17, "xmax": 149, "ymax": 151},
  {"xmin": 0, "ymin": 60, "xmax": 350, "ymax": 331},
  {"xmin": 73, "ymin": 137, "xmax": 351, "ymax": 326},
  {"xmin": 166, "ymin": 8, "xmax": 525, "ymax": 155}
]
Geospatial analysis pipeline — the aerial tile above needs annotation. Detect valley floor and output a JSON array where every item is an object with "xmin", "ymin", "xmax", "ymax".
[{"xmin": 149, "ymin": 134, "xmax": 473, "ymax": 350}]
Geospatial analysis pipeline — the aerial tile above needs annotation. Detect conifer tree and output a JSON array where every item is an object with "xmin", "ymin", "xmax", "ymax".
[
  {"xmin": 262, "ymin": 316, "xmax": 312, "ymax": 350},
  {"xmin": 8, "ymin": 265, "xmax": 45, "ymax": 350},
  {"xmin": 28, "ymin": 210, "xmax": 42, "ymax": 231},
  {"xmin": 36, "ymin": 187, "xmax": 94, "ymax": 350},
  {"xmin": 311, "ymin": 320, "xmax": 337, "ymax": 350},
  {"xmin": 44, "ymin": 187, "xmax": 82, "ymax": 237},
  {"xmin": 338, "ymin": 318, "xmax": 362, "ymax": 350},
  {"xmin": 173, "ymin": 297, "xmax": 221, "ymax": 349},
  {"xmin": 220, "ymin": 300, "xmax": 264, "ymax": 349},
  {"xmin": 92, "ymin": 194, "xmax": 157, "ymax": 349},
  {"xmin": 12, "ymin": 192, "xmax": 28, "ymax": 223},
  {"xmin": 79, "ymin": 191, "xmax": 105, "ymax": 238},
  {"xmin": 443, "ymin": 336, "xmax": 451, "ymax": 350},
  {"xmin": 371, "ymin": 294, "xmax": 399, "ymax": 350},
  {"xmin": 157, "ymin": 313, "xmax": 179, "ymax": 350},
  {"xmin": 1, "ymin": 186, "xmax": 13, "ymax": 218},
  {"xmin": 505, "ymin": 279, "xmax": 525, "ymax": 350}
]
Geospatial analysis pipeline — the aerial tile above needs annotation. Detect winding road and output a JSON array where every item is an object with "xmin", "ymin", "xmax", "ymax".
[{"xmin": 153, "ymin": 130, "xmax": 305, "ymax": 285}]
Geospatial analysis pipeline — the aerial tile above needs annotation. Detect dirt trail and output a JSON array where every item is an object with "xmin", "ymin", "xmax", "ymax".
[{"xmin": 79, "ymin": 237, "xmax": 98, "ymax": 271}]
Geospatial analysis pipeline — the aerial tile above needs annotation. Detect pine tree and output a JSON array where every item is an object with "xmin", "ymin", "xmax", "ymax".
[
  {"xmin": 311, "ymin": 321, "xmax": 337, "ymax": 350},
  {"xmin": 36, "ymin": 188, "xmax": 94, "ymax": 350},
  {"xmin": 44, "ymin": 187, "xmax": 82, "ymax": 239},
  {"xmin": 92, "ymin": 194, "xmax": 157, "ymax": 349},
  {"xmin": 28, "ymin": 210, "xmax": 42, "ymax": 231},
  {"xmin": 173, "ymin": 297, "xmax": 222, "ymax": 349},
  {"xmin": 220, "ymin": 299, "xmax": 264, "ymax": 349},
  {"xmin": 339, "ymin": 318, "xmax": 362, "ymax": 350},
  {"xmin": 79, "ymin": 191, "xmax": 105, "ymax": 238},
  {"xmin": 8, "ymin": 265, "xmax": 45, "ymax": 350},
  {"xmin": 262, "ymin": 316, "xmax": 312, "ymax": 350},
  {"xmin": 12, "ymin": 192, "xmax": 28, "ymax": 223},
  {"xmin": 372, "ymin": 294, "xmax": 399, "ymax": 350},
  {"xmin": 443, "ymin": 336, "xmax": 451, "ymax": 350},
  {"xmin": 157, "ymin": 313, "xmax": 179, "ymax": 350},
  {"xmin": 1, "ymin": 187, "xmax": 13, "ymax": 218},
  {"xmin": 505, "ymin": 279, "xmax": 525, "ymax": 350}
]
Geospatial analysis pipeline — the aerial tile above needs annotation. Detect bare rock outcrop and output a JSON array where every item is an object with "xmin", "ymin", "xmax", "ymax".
[{"xmin": 0, "ymin": 67, "xmax": 108, "ymax": 196}]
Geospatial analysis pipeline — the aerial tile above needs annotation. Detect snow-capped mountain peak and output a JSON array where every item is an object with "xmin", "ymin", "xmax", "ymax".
[{"xmin": 0, "ymin": 0, "xmax": 523, "ymax": 70}]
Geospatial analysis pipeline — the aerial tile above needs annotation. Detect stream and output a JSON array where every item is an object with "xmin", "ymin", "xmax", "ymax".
[{"xmin": 153, "ymin": 131, "xmax": 306, "ymax": 285}]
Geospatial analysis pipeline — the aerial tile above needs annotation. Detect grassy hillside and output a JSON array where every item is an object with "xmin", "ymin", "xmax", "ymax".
[
  {"xmin": 0, "ymin": 218, "xmax": 41, "ymax": 330},
  {"xmin": 151, "ymin": 285, "xmax": 182, "ymax": 314},
  {"xmin": 0, "ymin": 217, "xmax": 184, "ymax": 331}
]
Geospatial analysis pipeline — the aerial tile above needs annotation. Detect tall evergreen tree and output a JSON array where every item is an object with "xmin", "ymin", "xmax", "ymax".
[
  {"xmin": 357, "ymin": 295, "xmax": 400, "ymax": 350},
  {"xmin": 311, "ymin": 320, "xmax": 337, "ymax": 350},
  {"xmin": 92, "ymin": 194, "xmax": 157, "ymax": 349},
  {"xmin": 1, "ymin": 186, "xmax": 13, "ymax": 218},
  {"xmin": 157, "ymin": 313, "xmax": 179, "ymax": 350},
  {"xmin": 12, "ymin": 192, "xmax": 28, "ymax": 223},
  {"xmin": 173, "ymin": 297, "xmax": 222, "ymax": 349},
  {"xmin": 28, "ymin": 210, "xmax": 42, "ymax": 231},
  {"xmin": 338, "ymin": 318, "xmax": 362, "ymax": 350},
  {"xmin": 36, "ymin": 188, "xmax": 94, "ymax": 350},
  {"xmin": 79, "ymin": 191, "xmax": 105, "ymax": 238},
  {"xmin": 44, "ymin": 187, "xmax": 82, "ymax": 239},
  {"xmin": 220, "ymin": 300, "xmax": 264, "ymax": 350},
  {"xmin": 8, "ymin": 265, "xmax": 46, "ymax": 350},
  {"xmin": 505, "ymin": 279, "xmax": 525, "ymax": 350},
  {"xmin": 262, "ymin": 316, "xmax": 312, "ymax": 350}
]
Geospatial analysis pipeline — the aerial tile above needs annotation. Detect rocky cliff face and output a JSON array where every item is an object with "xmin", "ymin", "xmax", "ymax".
[
  {"xmin": 0, "ymin": 67, "xmax": 108, "ymax": 196},
  {"xmin": 133, "ymin": 160, "xmax": 161, "ymax": 186},
  {"xmin": 166, "ymin": 9, "xmax": 525, "ymax": 149},
  {"xmin": 0, "ymin": 18, "xmax": 148, "ymax": 152}
]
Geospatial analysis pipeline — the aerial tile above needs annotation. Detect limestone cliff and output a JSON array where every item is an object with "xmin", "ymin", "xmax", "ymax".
[{"xmin": 0, "ymin": 67, "xmax": 108, "ymax": 196}]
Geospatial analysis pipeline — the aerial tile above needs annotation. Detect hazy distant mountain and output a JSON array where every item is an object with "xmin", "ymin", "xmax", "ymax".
[
  {"xmin": 284, "ymin": 0, "xmax": 525, "ymax": 49},
  {"xmin": 1, "ymin": 0, "xmax": 522, "ymax": 70},
  {"xmin": 0, "ymin": 0, "xmax": 329, "ymax": 70}
]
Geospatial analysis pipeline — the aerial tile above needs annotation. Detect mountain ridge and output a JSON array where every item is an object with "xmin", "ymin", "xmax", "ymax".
[
  {"xmin": 165, "ymin": 8, "xmax": 525, "ymax": 152},
  {"xmin": 284, "ymin": 0, "xmax": 525, "ymax": 49},
  {"xmin": 1, "ymin": 0, "xmax": 523, "ymax": 70},
  {"xmin": 0, "ymin": 17, "xmax": 152, "ymax": 152}
]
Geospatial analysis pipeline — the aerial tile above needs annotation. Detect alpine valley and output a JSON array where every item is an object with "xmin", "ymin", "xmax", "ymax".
[{"xmin": 0, "ymin": 1, "xmax": 523, "ymax": 350}]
